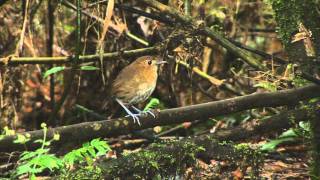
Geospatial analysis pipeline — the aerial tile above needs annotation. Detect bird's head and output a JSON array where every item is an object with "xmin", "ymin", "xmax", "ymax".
[{"xmin": 134, "ymin": 56, "xmax": 167, "ymax": 69}]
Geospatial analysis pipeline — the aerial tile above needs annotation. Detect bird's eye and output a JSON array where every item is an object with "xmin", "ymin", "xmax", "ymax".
[{"xmin": 147, "ymin": 60, "xmax": 152, "ymax": 65}]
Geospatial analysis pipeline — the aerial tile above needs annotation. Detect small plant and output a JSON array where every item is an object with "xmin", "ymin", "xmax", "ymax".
[
  {"xmin": 14, "ymin": 123, "xmax": 62, "ymax": 179},
  {"xmin": 0, "ymin": 126, "xmax": 16, "ymax": 140},
  {"xmin": 11, "ymin": 123, "xmax": 111, "ymax": 179},
  {"xmin": 254, "ymin": 81, "xmax": 277, "ymax": 92},
  {"xmin": 260, "ymin": 121, "xmax": 311, "ymax": 152},
  {"xmin": 63, "ymin": 138, "xmax": 111, "ymax": 167},
  {"xmin": 260, "ymin": 129, "xmax": 297, "ymax": 151}
]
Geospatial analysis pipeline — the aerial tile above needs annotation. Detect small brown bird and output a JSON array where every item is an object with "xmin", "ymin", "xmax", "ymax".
[{"xmin": 111, "ymin": 55, "xmax": 166, "ymax": 125}]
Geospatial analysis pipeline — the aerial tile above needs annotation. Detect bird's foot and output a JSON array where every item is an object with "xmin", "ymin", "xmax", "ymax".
[
  {"xmin": 115, "ymin": 99, "xmax": 142, "ymax": 125},
  {"xmin": 143, "ymin": 109, "xmax": 156, "ymax": 118},
  {"xmin": 125, "ymin": 113, "xmax": 141, "ymax": 126},
  {"xmin": 131, "ymin": 106, "xmax": 156, "ymax": 118}
]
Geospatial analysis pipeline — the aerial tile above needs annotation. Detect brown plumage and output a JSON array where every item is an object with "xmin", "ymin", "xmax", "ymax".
[{"xmin": 111, "ymin": 55, "xmax": 166, "ymax": 125}]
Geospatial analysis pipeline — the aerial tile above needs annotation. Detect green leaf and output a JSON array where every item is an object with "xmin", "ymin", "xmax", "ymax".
[
  {"xmin": 33, "ymin": 139, "xmax": 43, "ymax": 144},
  {"xmin": 88, "ymin": 147, "xmax": 96, "ymax": 157},
  {"xmin": 44, "ymin": 141, "xmax": 51, "ymax": 146},
  {"xmin": 37, "ymin": 155, "xmax": 63, "ymax": 171},
  {"xmin": 254, "ymin": 82, "xmax": 277, "ymax": 92},
  {"xmin": 144, "ymin": 98, "xmax": 160, "ymax": 111},
  {"xmin": 279, "ymin": 129, "xmax": 297, "ymax": 138},
  {"xmin": 62, "ymin": 138, "xmax": 111, "ymax": 166},
  {"xmin": 20, "ymin": 151, "xmax": 37, "ymax": 161},
  {"xmin": 14, "ymin": 134, "xmax": 30, "ymax": 144},
  {"xmin": 80, "ymin": 65, "xmax": 99, "ymax": 71},
  {"xmin": 16, "ymin": 163, "xmax": 32, "ymax": 175},
  {"xmin": 299, "ymin": 121, "xmax": 311, "ymax": 132},
  {"xmin": 63, "ymin": 24, "xmax": 76, "ymax": 33},
  {"xmin": 30, "ymin": 173, "xmax": 37, "ymax": 180},
  {"xmin": 63, "ymin": 151, "xmax": 77, "ymax": 165},
  {"xmin": 260, "ymin": 137, "xmax": 295, "ymax": 151},
  {"xmin": 43, "ymin": 66, "xmax": 65, "ymax": 78},
  {"xmin": 83, "ymin": 142, "xmax": 90, "ymax": 148},
  {"xmin": 3, "ymin": 126, "xmax": 15, "ymax": 136},
  {"xmin": 35, "ymin": 148, "xmax": 50, "ymax": 154}
]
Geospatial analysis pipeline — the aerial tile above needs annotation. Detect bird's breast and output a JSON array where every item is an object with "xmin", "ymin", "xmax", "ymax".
[{"xmin": 111, "ymin": 65, "xmax": 158, "ymax": 104}]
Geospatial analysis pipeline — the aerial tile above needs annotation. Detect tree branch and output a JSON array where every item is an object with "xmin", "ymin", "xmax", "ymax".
[
  {"xmin": 0, "ymin": 46, "xmax": 159, "ymax": 65},
  {"xmin": 0, "ymin": 85, "xmax": 319, "ymax": 153}
]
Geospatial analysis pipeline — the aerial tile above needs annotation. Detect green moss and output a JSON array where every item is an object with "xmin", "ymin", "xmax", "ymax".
[
  {"xmin": 269, "ymin": 0, "xmax": 302, "ymax": 46},
  {"xmin": 101, "ymin": 140, "xmax": 204, "ymax": 179},
  {"xmin": 233, "ymin": 143, "xmax": 264, "ymax": 178},
  {"xmin": 57, "ymin": 165, "xmax": 103, "ymax": 180},
  {"xmin": 234, "ymin": 143, "xmax": 251, "ymax": 151}
]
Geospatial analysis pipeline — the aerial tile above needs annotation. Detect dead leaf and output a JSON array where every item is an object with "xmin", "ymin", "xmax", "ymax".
[
  {"xmin": 97, "ymin": 0, "xmax": 115, "ymax": 49},
  {"xmin": 232, "ymin": 167, "xmax": 243, "ymax": 179},
  {"xmin": 291, "ymin": 23, "xmax": 315, "ymax": 57}
]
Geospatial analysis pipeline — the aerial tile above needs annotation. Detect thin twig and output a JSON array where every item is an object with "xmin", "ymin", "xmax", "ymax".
[
  {"xmin": 47, "ymin": 0, "xmax": 56, "ymax": 125},
  {"xmin": 15, "ymin": 0, "xmax": 30, "ymax": 56}
]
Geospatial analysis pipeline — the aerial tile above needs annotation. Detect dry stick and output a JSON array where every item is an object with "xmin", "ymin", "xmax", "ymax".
[
  {"xmin": 114, "ymin": 3, "xmax": 173, "ymax": 25},
  {"xmin": 226, "ymin": 39, "xmax": 288, "ymax": 65},
  {"xmin": 96, "ymin": 0, "xmax": 114, "ymax": 49},
  {"xmin": 14, "ymin": 0, "xmax": 29, "ymax": 56},
  {"xmin": 96, "ymin": 0, "xmax": 115, "ymax": 85},
  {"xmin": 0, "ymin": 85, "xmax": 319, "ymax": 153},
  {"xmin": 84, "ymin": 0, "xmax": 174, "ymax": 25},
  {"xmin": 177, "ymin": 60, "xmax": 224, "ymax": 86}
]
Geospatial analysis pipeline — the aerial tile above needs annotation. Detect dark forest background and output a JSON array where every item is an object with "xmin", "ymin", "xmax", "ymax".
[{"xmin": 0, "ymin": 0, "xmax": 320, "ymax": 179}]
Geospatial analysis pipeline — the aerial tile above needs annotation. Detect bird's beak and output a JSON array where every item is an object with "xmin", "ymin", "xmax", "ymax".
[{"xmin": 156, "ymin": 61, "xmax": 167, "ymax": 65}]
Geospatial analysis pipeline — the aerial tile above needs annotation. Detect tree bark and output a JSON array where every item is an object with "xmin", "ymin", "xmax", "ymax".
[{"xmin": 0, "ymin": 85, "xmax": 319, "ymax": 153}]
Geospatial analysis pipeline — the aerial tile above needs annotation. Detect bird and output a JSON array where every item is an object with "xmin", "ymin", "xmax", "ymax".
[{"xmin": 111, "ymin": 55, "xmax": 166, "ymax": 125}]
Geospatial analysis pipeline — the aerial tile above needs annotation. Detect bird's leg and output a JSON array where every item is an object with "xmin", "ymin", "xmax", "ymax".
[
  {"xmin": 115, "ymin": 99, "xmax": 141, "ymax": 125},
  {"xmin": 131, "ymin": 105, "xmax": 156, "ymax": 118},
  {"xmin": 131, "ymin": 105, "xmax": 143, "ymax": 113}
]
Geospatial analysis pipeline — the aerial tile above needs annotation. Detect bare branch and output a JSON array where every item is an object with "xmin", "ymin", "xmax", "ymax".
[
  {"xmin": 0, "ymin": 85, "xmax": 319, "ymax": 153},
  {"xmin": 0, "ymin": 46, "xmax": 159, "ymax": 65}
]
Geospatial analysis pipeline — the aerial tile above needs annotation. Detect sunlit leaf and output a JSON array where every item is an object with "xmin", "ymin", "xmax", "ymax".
[
  {"xmin": 80, "ymin": 65, "xmax": 100, "ymax": 71},
  {"xmin": 14, "ymin": 134, "xmax": 30, "ymax": 144},
  {"xmin": 254, "ymin": 82, "xmax": 277, "ymax": 92},
  {"xmin": 43, "ymin": 66, "xmax": 65, "ymax": 78},
  {"xmin": 260, "ymin": 137, "xmax": 295, "ymax": 151},
  {"xmin": 144, "ymin": 98, "xmax": 160, "ymax": 111},
  {"xmin": 279, "ymin": 129, "xmax": 297, "ymax": 138}
]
